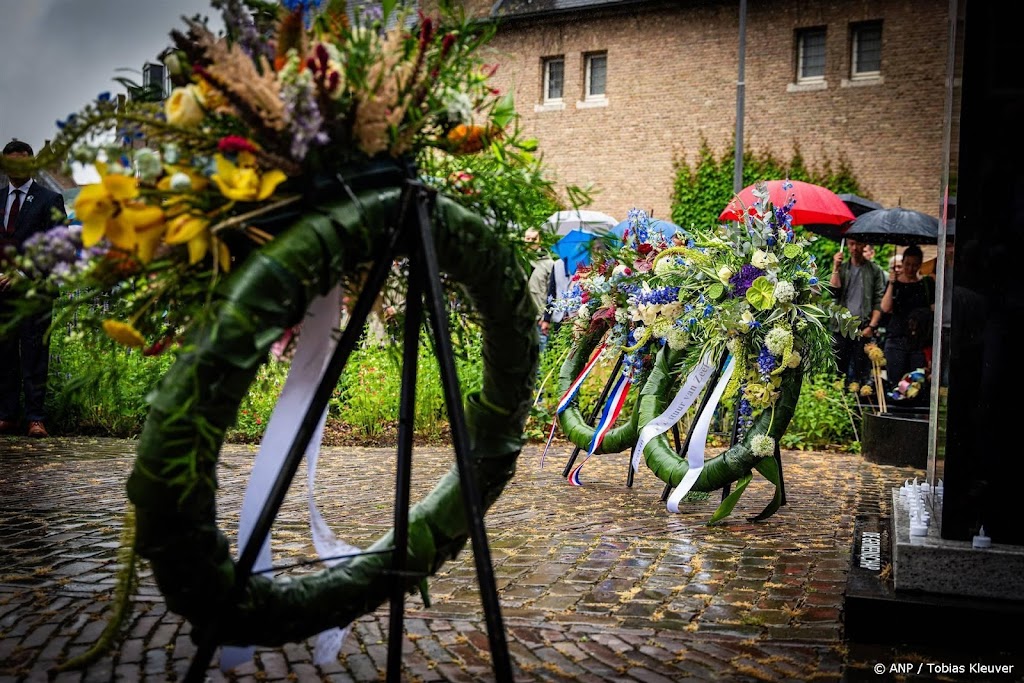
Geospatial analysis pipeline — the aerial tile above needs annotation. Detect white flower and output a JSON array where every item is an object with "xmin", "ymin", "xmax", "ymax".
[
  {"xmin": 765, "ymin": 327, "xmax": 792, "ymax": 356},
  {"xmin": 786, "ymin": 350, "xmax": 802, "ymax": 368},
  {"xmin": 168, "ymin": 172, "xmax": 193, "ymax": 191},
  {"xmin": 717, "ymin": 266, "xmax": 734, "ymax": 284},
  {"xmin": 740, "ymin": 310, "xmax": 757, "ymax": 332},
  {"xmin": 751, "ymin": 249, "xmax": 779, "ymax": 271},
  {"xmin": 751, "ymin": 434, "xmax": 775, "ymax": 459},
  {"xmin": 666, "ymin": 326, "xmax": 689, "ymax": 350},
  {"xmin": 162, "ymin": 143, "xmax": 181, "ymax": 165},
  {"xmin": 134, "ymin": 149, "xmax": 162, "ymax": 184},
  {"xmin": 445, "ymin": 90, "xmax": 474, "ymax": 124},
  {"xmin": 660, "ymin": 300, "xmax": 683, "ymax": 320},
  {"xmin": 576, "ymin": 304, "xmax": 591, "ymax": 321},
  {"xmin": 654, "ymin": 257, "xmax": 674, "ymax": 276},
  {"xmin": 774, "ymin": 279, "xmax": 796, "ymax": 303},
  {"xmin": 612, "ymin": 263, "xmax": 632, "ymax": 277}
]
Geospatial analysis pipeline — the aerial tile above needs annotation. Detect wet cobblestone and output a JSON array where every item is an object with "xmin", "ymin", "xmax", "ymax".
[{"xmin": 1, "ymin": 436, "xmax": 1021, "ymax": 681}]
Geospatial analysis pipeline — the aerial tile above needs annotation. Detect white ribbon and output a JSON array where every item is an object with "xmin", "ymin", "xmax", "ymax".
[
  {"xmin": 666, "ymin": 356, "xmax": 735, "ymax": 513},
  {"xmin": 222, "ymin": 285, "xmax": 356, "ymax": 670},
  {"xmin": 631, "ymin": 355, "xmax": 717, "ymax": 473}
]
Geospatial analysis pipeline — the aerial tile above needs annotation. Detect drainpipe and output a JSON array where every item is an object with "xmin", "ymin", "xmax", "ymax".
[{"xmin": 734, "ymin": 0, "xmax": 747, "ymax": 194}]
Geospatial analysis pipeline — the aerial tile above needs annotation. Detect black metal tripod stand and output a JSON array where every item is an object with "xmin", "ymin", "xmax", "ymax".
[{"xmin": 184, "ymin": 177, "xmax": 512, "ymax": 682}]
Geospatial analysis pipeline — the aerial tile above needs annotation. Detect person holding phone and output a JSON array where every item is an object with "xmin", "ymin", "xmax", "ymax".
[
  {"xmin": 829, "ymin": 238, "xmax": 886, "ymax": 387},
  {"xmin": 881, "ymin": 245, "xmax": 935, "ymax": 386}
]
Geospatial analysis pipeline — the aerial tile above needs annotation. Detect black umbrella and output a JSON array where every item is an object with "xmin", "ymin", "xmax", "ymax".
[
  {"xmin": 842, "ymin": 207, "xmax": 939, "ymax": 245},
  {"xmin": 838, "ymin": 193, "xmax": 884, "ymax": 217},
  {"xmin": 801, "ymin": 193, "xmax": 883, "ymax": 241}
]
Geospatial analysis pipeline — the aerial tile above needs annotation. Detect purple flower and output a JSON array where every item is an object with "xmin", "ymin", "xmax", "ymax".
[{"xmin": 729, "ymin": 264, "xmax": 765, "ymax": 297}]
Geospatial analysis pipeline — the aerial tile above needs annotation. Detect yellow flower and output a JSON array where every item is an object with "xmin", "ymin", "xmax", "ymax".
[
  {"xmin": 102, "ymin": 320, "xmax": 146, "ymax": 348},
  {"xmin": 864, "ymin": 342, "xmax": 886, "ymax": 365},
  {"xmin": 165, "ymin": 213, "xmax": 212, "ymax": 264},
  {"xmin": 72, "ymin": 164, "xmax": 167, "ymax": 261},
  {"xmin": 211, "ymin": 153, "xmax": 287, "ymax": 202},
  {"xmin": 165, "ymin": 85, "xmax": 206, "ymax": 127},
  {"xmin": 129, "ymin": 206, "xmax": 170, "ymax": 264},
  {"xmin": 75, "ymin": 170, "xmax": 140, "ymax": 248}
]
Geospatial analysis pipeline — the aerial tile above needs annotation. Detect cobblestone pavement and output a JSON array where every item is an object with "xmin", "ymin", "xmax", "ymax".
[{"xmin": 1, "ymin": 436, "xmax": 1021, "ymax": 682}]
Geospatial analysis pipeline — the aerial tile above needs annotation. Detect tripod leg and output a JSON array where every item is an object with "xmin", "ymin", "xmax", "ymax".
[
  {"xmin": 386, "ymin": 248, "xmax": 424, "ymax": 681},
  {"xmin": 562, "ymin": 353, "xmax": 624, "ymax": 478},
  {"xmin": 410, "ymin": 183, "xmax": 513, "ymax": 682}
]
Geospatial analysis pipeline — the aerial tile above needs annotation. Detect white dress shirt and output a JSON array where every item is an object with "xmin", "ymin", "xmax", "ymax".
[{"xmin": 5, "ymin": 178, "xmax": 33, "ymax": 228}]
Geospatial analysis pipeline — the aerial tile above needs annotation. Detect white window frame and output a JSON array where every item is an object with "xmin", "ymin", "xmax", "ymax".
[
  {"xmin": 543, "ymin": 56, "xmax": 565, "ymax": 104},
  {"xmin": 851, "ymin": 21, "xmax": 882, "ymax": 79},
  {"xmin": 796, "ymin": 27, "xmax": 827, "ymax": 84},
  {"xmin": 583, "ymin": 52, "xmax": 607, "ymax": 102}
]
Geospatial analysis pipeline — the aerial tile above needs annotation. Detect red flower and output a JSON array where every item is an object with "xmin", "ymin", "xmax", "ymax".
[
  {"xmin": 142, "ymin": 335, "xmax": 176, "ymax": 357},
  {"xmin": 218, "ymin": 136, "xmax": 258, "ymax": 154},
  {"xmin": 637, "ymin": 243, "xmax": 654, "ymax": 256}
]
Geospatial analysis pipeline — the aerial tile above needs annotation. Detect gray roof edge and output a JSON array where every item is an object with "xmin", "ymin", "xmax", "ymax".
[{"xmin": 490, "ymin": 0, "xmax": 663, "ymax": 22}]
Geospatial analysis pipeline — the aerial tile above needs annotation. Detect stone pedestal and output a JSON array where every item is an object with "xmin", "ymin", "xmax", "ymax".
[
  {"xmin": 891, "ymin": 490, "xmax": 1024, "ymax": 600},
  {"xmin": 861, "ymin": 413, "xmax": 928, "ymax": 468},
  {"xmin": 845, "ymin": 504, "xmax": 1024, "ymax": 649}
]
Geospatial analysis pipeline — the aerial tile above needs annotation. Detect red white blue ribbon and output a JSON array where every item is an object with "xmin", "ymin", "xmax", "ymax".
[
  {"xmin": 540, "ymin": 342, "xmax": 607, "ymax": 467},
  {"xmin": 568, "ymin": 367, "xmax": 632, "ymax": 486}
]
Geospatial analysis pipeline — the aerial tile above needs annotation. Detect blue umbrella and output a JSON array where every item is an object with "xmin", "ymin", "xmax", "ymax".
[
  {"xmin": 553, "ymin": 218, "xmax": 686, "ymax": 274},
  {"xmin": 552, "ymin": 229, "xmax": 606, "ymax": 274},
  {"xmin": 545, "ymin": 210, "xmax": 619, "ymax": 275}
]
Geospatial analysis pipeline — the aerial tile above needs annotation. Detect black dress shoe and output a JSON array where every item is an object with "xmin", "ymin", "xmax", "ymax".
[{"xmin": 0, "ymin": 419, "xmax": 19, "ymax": 435}]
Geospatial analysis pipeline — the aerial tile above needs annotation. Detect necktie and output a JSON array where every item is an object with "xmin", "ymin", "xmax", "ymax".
[{"xmin": 6, "ymin": 190, "xmax": 21, "ymax": 233}]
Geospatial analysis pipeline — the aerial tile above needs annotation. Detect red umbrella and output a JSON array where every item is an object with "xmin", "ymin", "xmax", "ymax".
[{"xmin": 719, "ymin": 180, "xmax": 855, "ymax": 234}]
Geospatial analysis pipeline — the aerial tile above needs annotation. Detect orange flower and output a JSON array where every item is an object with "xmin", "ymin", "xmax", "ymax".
[{"xmin": 446, "ymin": 124, "xmax": 502, "ymax": 155}]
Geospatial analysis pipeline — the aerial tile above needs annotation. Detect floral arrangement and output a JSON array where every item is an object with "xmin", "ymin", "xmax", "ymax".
[
  {"xmin": 2, "ymin": 0, "xmax": 567, "ymax": 661},
  {"xmin": 556, "ymin": 183, "xmax": 857, "ymax": 454},
  {"xmin": 0, "ymin": 0, "xmax": 535, "ymax": 348},
  {"xmin": 552, "ymin": 208, "xmax": 689, "ymax": 362}
]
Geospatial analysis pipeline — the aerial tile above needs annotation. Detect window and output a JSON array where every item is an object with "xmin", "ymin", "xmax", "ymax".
[
  {"xmin": 543, "ymin": 57, "xmax": 564, "ymax": 103},
  {"xmin": 852, "ymin": 21, "xmax": 882, "ymax": 77},
  {"xmin": 584, "ymin": 52, "xmax": 607, "ymax": 100},
  {"xmin": 141, "ymin": 62, "xmax": 167, "ymax": 100},
  {"xmin": 796, "ymin": 27, "xmax": 827, "ymax": 82}
]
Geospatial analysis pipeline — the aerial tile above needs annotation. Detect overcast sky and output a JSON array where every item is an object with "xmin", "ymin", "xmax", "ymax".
[{"xmin": 1, "ymin": 0, "xmax": 224, "ymax": 154}]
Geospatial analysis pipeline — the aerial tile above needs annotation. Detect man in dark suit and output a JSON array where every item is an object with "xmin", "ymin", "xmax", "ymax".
[{"xmin": 1, "ymin": 140, "xmax": 67, "ymax": 437}]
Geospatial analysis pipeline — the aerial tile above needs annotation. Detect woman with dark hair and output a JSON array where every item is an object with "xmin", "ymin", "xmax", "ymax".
[{"xmin": 880, "ymin": 244, "xmax": 936, "ymax": 387}]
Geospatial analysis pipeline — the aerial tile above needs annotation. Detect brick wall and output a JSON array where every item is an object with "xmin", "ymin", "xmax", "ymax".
[{"xmin": 469, "ymin": 0, "xmax": 953, "ymax": 224}]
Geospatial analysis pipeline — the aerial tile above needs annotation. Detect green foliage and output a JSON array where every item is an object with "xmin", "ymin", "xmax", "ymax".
[
  {"xmin": 782, "ymin": 372, "xmax": 864, "ymax": 451},
  {"xmin": 47, "ymin": 323, "xmax": 175, "ymax": 437},
  {"xmin": 229, "ymin": 360, "xmax": 290, "ymax": 442}
]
